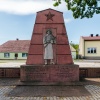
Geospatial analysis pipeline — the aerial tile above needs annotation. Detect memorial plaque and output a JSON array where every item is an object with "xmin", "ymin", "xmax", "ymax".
[{"xmin": 21, "ymin": 65, "xmax": 79, "ymax": 82}]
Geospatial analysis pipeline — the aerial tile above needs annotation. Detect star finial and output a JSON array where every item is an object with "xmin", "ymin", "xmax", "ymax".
[{"xmin": 45, "ymin": 12, "xmax": 55, "ymax": 21}]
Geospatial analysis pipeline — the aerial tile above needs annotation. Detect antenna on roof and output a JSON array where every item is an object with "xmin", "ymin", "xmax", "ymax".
[
  {"xmin": 96, "ymin": 34, "xmax": 99, "ymax": 37},
  {"xmin": 90, "ymin": 34, "xmax": 93, "ymax": 37},
  {"xmin": 16, "ymin": 38, "xmax": 19, "ymax": 41}
]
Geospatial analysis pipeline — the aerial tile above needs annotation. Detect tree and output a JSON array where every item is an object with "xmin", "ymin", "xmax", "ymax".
[
  {"xmin": 53, "ymin": 0, "xmax": 100, "ymax": 19},
  {"xmin": 70, "ymin": 42, "xmax": 79, "ymax": 54},
  {"xmin": 70, "ymin": 43, "xmax": 79, "ymax": 59}
]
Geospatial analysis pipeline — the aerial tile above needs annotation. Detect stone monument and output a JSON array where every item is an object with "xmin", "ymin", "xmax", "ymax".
[{"xmin": 20, "ymin": 8, "xmax": 79, "ymax": 82}]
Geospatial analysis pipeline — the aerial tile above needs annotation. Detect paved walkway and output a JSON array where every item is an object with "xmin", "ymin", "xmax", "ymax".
[
  {"xmin": 0, "ymin": 85, "xmax": 100, "ymax": 100},
  {"xmin": 0, "ymin": 62, "xmax": 24, "ymax": 68},
  {"xmin": 75, "ymin": 61, "xmax": 100, "ymax": 68},
  {"xmin": 0, "ymin": 78, "xmax": 100, "ymax": 100},
  {"xmin": 0, "ymin": 61, "xmax": 100, "ymax": 68},
  {"xmin": 0, "ymin": 61, "xmax": 100, "ymax": 99}
]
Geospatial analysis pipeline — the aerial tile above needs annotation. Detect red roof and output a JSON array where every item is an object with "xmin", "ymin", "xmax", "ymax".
[
  {"xmin": 0, "ymin": 40, "xmax": 30, "ymax": 53},
  {"xmin": 82, "ymin": 36, "xmax": 100, "ymax": 40}
]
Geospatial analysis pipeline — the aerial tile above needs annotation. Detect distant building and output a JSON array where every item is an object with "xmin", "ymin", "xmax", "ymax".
[
  {"xmin": 0, "ymin": 39, "xmax": 76, "ymax": 60},
  {"xmin": 79, "ymin": 34, "xmax": 100, "ymax": 59},
  {"xmin": 0, "ymin": 39, "xmax": 30, "ymax": 60},
  {"xmin": 70, "ymin": 45, "xmax": 76, "ymax": 59}
]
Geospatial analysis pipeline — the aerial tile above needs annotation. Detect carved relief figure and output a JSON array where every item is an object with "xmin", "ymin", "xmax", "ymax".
[{"xmin": 43, "ymin": 29, "xmax": 56, "ymax": 65}]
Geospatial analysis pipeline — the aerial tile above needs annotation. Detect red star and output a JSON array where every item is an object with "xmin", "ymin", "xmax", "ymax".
[{"xmin": 45, "ymin": 12, "xmax": 55, "ymax": 21}]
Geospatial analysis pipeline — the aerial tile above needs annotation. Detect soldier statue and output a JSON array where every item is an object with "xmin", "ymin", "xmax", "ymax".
[{"xmin": 43, "ymin": 29, "xmax": 56, "ymax": 65}]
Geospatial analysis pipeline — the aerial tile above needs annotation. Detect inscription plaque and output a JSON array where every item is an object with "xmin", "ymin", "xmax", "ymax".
[{"xmin": 21, "ymin": 65, "xmax": 79, "ymax": 82}]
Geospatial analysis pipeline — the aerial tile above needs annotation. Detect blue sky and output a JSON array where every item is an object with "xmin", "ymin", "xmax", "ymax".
[{"xmin": 0, "ymin": 0, "xmax": 100, "ymax": 45}]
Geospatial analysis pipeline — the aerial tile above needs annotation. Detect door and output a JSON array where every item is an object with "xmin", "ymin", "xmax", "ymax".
[{"xmin": 15, "ymin": 53, "xmax": 18, "ymax": 60}]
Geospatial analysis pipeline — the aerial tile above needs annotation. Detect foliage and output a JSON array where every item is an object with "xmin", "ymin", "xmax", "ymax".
[
  {"xmin": 70, "ymin": 43, "xmax": 79, "ymax": 54},
  {"xmin": 53, "ymin": 0, "xmax": 100, "ymax": 19}
]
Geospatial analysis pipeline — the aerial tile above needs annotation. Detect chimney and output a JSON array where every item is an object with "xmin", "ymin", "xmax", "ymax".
[
  {"xmin": 96, "ymin": 34, "xmax": 99, "ymax": 37},
  {"xmin": 90, "ymin": 34, "xmax": 93, "ymax": 37},
  {"xmin": 16, "ymin": 38, "xmax": 19, "ymax": 41}
]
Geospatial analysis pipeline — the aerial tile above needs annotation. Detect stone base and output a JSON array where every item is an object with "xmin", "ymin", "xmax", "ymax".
[{"xmin": 20, "ymin": 64, "xmax": 79, "ymax": 82}]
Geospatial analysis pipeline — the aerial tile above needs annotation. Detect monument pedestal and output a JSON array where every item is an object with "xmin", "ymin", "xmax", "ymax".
[{"xmin": 20, "ymin": 64, "xmax": 79, "ymax": 82}]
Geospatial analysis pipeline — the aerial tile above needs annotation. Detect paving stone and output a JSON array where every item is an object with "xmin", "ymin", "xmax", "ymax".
[
  {"xmin": 75, "ymin": 97, "xmax": 81, "ymax": 100},
  {"xmin": 1, "ymin": 61, "xmax": 100, "ymax": 68},
  {"xmin": 0, "ymin": 80, "xmax": 100, "ymax": 100},
  {"xmin": 50, "ymin": 97, "xmax": 54, "ymax": 100},
  {"xmin": 47, "ymin": 97, "xmax": 50, "ymax": 100},
  {"xmin": 65, "ymin": 98, "xmax": 69, "ymax": 100},
  {"xmin": 73, "ymin": 97, "xmax": 78, "ymax": 100},
  {"xmin": 53, "ymin": 96, "xmax": 57, "ymax": 100},
  {"xmin": 63, "ymin": 97, "xmax": 67, "ymax": 100},
  {"xmin": 67, "ymin": 97, "xmax": 73, "ymax": 100},
  {"xmin": 39, "ymin": 97, "xmax": 43, "ymax": 100}
]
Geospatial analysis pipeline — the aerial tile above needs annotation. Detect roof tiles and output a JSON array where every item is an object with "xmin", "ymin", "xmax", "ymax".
[
  {"xmin": 0, "ymin": 40, "xmax": 30, "ymax": 53},
  {"xmin": 82, "ymin": 36, "xmax": 100, "ymax": 40}
]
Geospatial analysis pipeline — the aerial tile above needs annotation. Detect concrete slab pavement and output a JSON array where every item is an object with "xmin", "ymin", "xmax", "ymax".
[
  {"xmin": 0, "ymin": 78, "xmax": 100, "ymax": 100},
  {"xmin": 0, "ymin": 84, "xmax": 100, "ymax": 100},
  {"xmin": 0, "ymin": 60, "xmax": 100, "ymax": 99},
  {"xmin": 0, "ymin": 61, "xmax": 100, "ymax": 68}
]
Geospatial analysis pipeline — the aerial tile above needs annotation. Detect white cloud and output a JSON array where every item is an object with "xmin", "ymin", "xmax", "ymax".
[
  {"xmin": 0, "ymin": 0, "xmax": 68, "ymax": 15},
  {"xmin": 64, "ymin": 18, "xmax": 73, "ymax": 23}
]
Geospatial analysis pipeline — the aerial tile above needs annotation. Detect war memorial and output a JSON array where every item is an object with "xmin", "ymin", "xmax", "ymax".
[
  {"xmin": 0, "ymin": 8, "xmax": 100, "ymax": 100},
  {"xmin": 20, "ymin": 8, "xmax": 79, "ymax": 83}
]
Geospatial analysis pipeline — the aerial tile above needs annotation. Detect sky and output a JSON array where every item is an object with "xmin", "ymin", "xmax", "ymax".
[{"xmin": 0, "ymin": 0, "xmax": 100, "ymax": 45}]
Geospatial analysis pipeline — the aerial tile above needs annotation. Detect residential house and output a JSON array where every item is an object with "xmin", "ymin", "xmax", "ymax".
[
  {"xmin": 0, "ymin": 39, "xmax": 30, "ymax": 59},
  {"xmin": 0, "ymin": 39, "xmax": 76, "ymax": 60},
  {"xmin": 79, "ymin": 34, "xmax": 100, "ymax": 59},
  {"xmin": 70, "ymin": 45, "xmax": 76, "ymax": 59}
]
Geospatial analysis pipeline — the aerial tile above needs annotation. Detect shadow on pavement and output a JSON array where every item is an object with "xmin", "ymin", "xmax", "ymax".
[
  {"xmin": 0, "ymin": 78, "xmax": 99, "ymax": 97},
  {"xmin": 0, "ymin": 78, "xmax": 100, "ymax": 86},
  {"xmin": 0, "ymin": 78, "xmax": 19, "ymax": 86},
  {"xmin": 7, "ymin": 85, "xmax": 91, "ymax": 97}
]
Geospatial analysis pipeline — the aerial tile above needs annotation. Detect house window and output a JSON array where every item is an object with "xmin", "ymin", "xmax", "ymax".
[
  {"xmin": 87, "ymin": 48, "xmax": 97, "ymax": 54},
  {"xmin": 22, "ymin": 53, "xmax": 28, "ymax": 57},
  {"xmin": 4, "ymin": 53, "xmax": 10, "ymax": 58}
]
